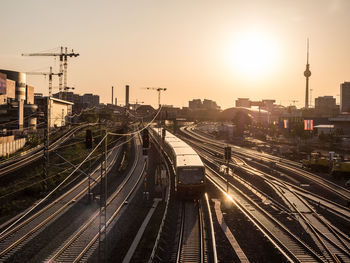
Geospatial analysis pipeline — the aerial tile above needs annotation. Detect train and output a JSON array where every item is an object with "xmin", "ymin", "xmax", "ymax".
[
  {"xmin": 301, "ymin": 152, "xmax": 350, "ymax": 177},
  {"xmin": 149, "ymin": 126, "xmax": 206, "ymax": 198},
  {"xmin": 330, "ymin": 157, "xmax": 350, "ymax": 177},
  {"xmin": 301, "ymin": 152, "xmax": 330, "ymax": 172}
]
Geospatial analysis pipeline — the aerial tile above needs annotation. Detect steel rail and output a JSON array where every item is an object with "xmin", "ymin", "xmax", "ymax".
[
  {"xmin": 48, "ymin": 135, "xmax": 143, "ymax": 262},
  {"xmin": 176, "ymin": 201, "xmax": 204, "ymax": 263},
  {"xmin": 205, "ymin": 193, "xmax": 217, "ymax": 263},
  {"xmin": 0, "ymin": 124, "xmax": 90, "ymax": 177},
  {"xmin": 188, "ymin": 134, "xmax": 350, "ymax": 251},
  {"xmin": 176, "ymin": 203, "xmax": 185, "ymax": 263},
  {"xmin": 184, "ymin": 127, "xmax": 350, "ymax": 262},
  {"xmin": 199, "ymin": 200, "xmax": 204, "ymax": 263},
  {"xmin": 0, "ymin": 141, "xmax": 122, "ymax": 259},
  {"xmin": 272, "ymin": 182, "xmax": 350, "ymax": 262},
  {"xmin": 271, "ymin": 182, "xmax": 344, "ymax": 262},
  {"xmin": 147, "ymin": 136, "xmax": 172, "ymax": 263},
  {"xmin": 204, "ymin": 163, "xmax": 324, "ymax": 262},
  {"xmin": 183, "ymin": 126, "xmax": 350, "ymax": 203},
  {"xmin": 73, "ymin": 153, "xmax": 146, "ymax": 263},
  {"xmin": 182, "ymin": 127, "xmax": 350, "ymax": 217}
]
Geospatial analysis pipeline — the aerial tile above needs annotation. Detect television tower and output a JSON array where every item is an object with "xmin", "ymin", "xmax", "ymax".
[{"xmin": 304, "ymin": 38, "xmax": 311, "ymax": 108}]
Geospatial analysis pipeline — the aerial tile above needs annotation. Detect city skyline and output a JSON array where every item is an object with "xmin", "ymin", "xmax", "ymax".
[{"xmin": 1, "ymin": 0, "xmax": 349, "ymax": 109}]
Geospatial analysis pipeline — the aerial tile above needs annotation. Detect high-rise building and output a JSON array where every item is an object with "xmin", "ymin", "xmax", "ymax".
[
  {"xmin": 0, "ymin": 73, "xmax": 6, "ymax": 95},
  {"xmin": 92, "ymin": 95, "xmax": 99, "ymax": 106},
  {"xmin": 315, "ymin": 96, "xmax": 338, "ymax": 117},
  {"xmin": 340, "ymin": 82, "xmax": 350, "ymax": 113},
  {"xmin": 189, "ymin": 99, "xmax": 202, "ymax": 109},
  {"xmin": 203, "ymin": 99, "xmax": 219, "ymax": 110},
  {"xmin": 235, "ymin": 98, "xmax": 251, "ymax": 108}
]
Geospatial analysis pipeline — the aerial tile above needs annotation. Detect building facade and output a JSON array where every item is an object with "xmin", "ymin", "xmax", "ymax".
[
  {"xmin": 315, "ymin": 96, "xmax": 339, "ymax": 117},
  {"xmin": 35, "ymin": 96, "xmax": 73, "ymax": 127},
  {"xmin": 340, "ymin": 82, "xmax": 350, "ymax": 113},
  {"xmin": 235, "ymin": 98, "xmax": 251, "ymax": 108},
  {"xmin": 203, "ymin": 99, "xmax": 219, "ymax": 110},
  {"xmin": 189, "ymin": 99, "xmax": 202, "ymax": 110}
]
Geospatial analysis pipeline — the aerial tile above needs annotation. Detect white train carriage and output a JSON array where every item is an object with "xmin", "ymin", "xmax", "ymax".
[{"xmin": 150, "ymin": 127, "xmax": 206, "ymax": 197}]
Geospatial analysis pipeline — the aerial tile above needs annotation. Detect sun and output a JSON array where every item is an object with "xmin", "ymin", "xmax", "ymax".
[{"xmin": 227, "ymin": 31, "xmax": 279, "ymax": 78}]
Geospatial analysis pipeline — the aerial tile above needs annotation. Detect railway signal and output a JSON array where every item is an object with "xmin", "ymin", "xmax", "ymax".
[
  {"xmin": 142, "ymin": 129, "xmax": 150, "ymax": 149},
  {"xmin": 162, "ymin": 128, "xmax": 166, "ymax": 141},
  {"xmin": 142, "ymin": 129, "xmax": 149, "ymax": 155},
  {"xmin": 86, "ymin": 129, "xmax": 93, "ymax": 149},
  {"xmin": 224, "ymin": 146, "xmax": 231, "ymax": 161}
]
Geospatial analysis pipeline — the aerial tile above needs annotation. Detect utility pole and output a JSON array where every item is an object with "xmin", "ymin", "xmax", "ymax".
[
  {"xmin": 99, "ymin": 130, "xmax": 108, "ymax": 262},
  {"xmin": 43, "ymin": 97, "xmax": 50, "ymax": 190}
]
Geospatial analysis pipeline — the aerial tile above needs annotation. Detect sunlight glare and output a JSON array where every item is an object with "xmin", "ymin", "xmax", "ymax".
[{"xmin": 227, "ymin": 31, "xmax": 279, "ymax": 78}]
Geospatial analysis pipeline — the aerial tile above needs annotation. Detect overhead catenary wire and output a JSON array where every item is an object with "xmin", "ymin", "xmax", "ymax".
[
  {"xmin": 108, "ymin": 104, "xmax": 162, "ymax": 136},
  {"xmin": 0, "ymin": 103, "xmax": 157, "ymax": 236},
  {"xmin": 0, "ymin": 132, "xmax": 132, "ymax": 200},
  {"xmin": 0, "ymin": 128, "xmax": 136, "ymax": 236},
  {"xmin": 0, "ymin": 132, "xmax": 108, "ymax": 238},
  {"xmin": 0, "ymin": 136, "xmax": 121, "ymax": 200}
]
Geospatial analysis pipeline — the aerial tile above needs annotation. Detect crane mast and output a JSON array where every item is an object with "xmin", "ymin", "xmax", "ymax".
[
  {"xmin": 143, "ymin": 87, "xmax": 167, "ymax": 109},
  {"xmin": 22, "ymin": 47, "xmax": 79, "ymax": 99},
  {"xmin": 26, "ymin": 67, "xmax": 62, "ymax": 97}
]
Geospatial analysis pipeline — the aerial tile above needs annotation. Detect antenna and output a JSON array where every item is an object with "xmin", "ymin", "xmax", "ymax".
[{"xmin": 307, "ymin": 38, "xmax": 309, "ymax": 64}]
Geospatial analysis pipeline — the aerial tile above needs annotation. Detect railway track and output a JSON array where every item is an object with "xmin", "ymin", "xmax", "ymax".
[
  {"xmin": 148, "ymin": 131, "xmax": 217, "ymax": 263},
  {"xmin": 185, "ymin": 130, "xmax": 350, "ymax": 223},
  {"xmin": 0, "ymin": 123, "xmax": 91, "ymax": 177},
  {"xmin": 176, "ymin": 200, "xmax": 205, "ymax": 263},
  {"xmin": 0, "ymin": 138, "xmax": 123, "ymax": 261},
  {"xmin": 192, "ymin": 135, "xmax": 350, "ymax": 223},
  {"xmin": 204, "ymin": 162, "xmax": 325, "ymax": 262},
  {"xmin": 45, "ymin": 135, "xmax": 146, "ymax": 262},
  {"xmin": 270, "ymin": 181, "xmax": 350, "ymax": 262},
  {"xmin": 186, "ymin": 131, "xmax": 350, "ymax": 261},
  {"xmin": 182, "ymin": 126, "xmax": 350, "ymax": 204}
]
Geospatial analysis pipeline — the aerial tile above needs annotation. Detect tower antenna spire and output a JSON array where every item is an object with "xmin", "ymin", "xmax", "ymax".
[{"xmin": 307, "ymin": 38, "xmax": 309, "ymax": 64}]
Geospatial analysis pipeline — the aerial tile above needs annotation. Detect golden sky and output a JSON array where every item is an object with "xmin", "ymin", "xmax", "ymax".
[{"xmin": 1, "ymin": 0, "xmax": 349, "ymax": 109}]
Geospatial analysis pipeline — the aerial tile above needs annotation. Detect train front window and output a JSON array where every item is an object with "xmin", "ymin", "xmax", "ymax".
[{"xmin": 177, "ymin": 167, "xmax": 204, "ymax": 184}]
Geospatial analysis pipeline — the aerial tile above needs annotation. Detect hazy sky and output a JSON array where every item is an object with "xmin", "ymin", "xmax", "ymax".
[{"xmin": 1, "ymin": 0, "xmax": 349, "ymax": 109}]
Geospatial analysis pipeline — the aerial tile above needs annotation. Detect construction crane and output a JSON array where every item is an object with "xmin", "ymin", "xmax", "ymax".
[
  {"xmin": 141, "ymin": 87, "xmax": 167, "ymax": 108},
  {"xmin": 290, "ymin": 100, "xmax": 298, "ymax": 106},
  {"xmin": 129, "ymin": 100, "xmax": 144, "ymax": 110},
  {"xmin": 22, "ymin": 47, "xmax": 79, "ymax": 98},
  {"xmin": 26, "ymin": 67, "xmax": 62, "ymax": 97}
]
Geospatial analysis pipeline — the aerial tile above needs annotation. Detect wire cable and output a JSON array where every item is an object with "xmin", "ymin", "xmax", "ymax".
[
  {"xmin": 0, "ymin": 132, "xmax": 107, "ymax": 238},
  {"xmin": 108, "ymin": 105, "xmax": 162, "ymax": 136}
]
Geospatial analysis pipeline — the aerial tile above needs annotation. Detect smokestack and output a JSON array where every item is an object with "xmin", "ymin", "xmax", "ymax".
[
  {"xmin": 112, "ymin": 86, "xmax": 114, "ymax": 105},
  {"xmin": 125, "ymin": 85, "xmax": 129, "ymax": 108}
]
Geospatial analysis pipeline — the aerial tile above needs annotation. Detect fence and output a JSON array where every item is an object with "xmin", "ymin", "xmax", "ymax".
[{"xmin": 0, "ymin": 138, "xmax": 26, "ymax": 157}]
